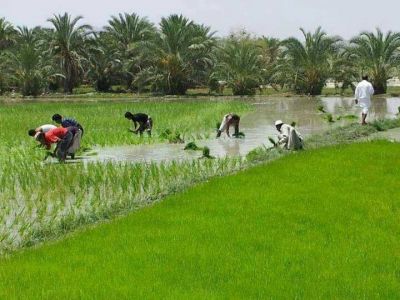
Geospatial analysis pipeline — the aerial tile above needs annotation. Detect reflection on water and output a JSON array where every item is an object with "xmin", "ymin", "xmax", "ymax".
[{"xmin": 88, "ymin": 96, "xmax": 400, "ymax": 163}]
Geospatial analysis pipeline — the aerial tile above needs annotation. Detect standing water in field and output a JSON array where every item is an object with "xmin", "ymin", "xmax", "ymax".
[{"xmin": 89, "ymin": 96, "xmax": 400, "ymax": 163}]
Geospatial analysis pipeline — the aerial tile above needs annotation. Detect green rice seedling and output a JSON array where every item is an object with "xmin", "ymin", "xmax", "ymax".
[
  {"xmin": 325, "ymin": 113, "xmax": 335, "ymax": 123},
  {"xmin": 232, "ymin": 132, "xmax": 245, "ymax": 138},
  {"xmin": 337, "ymin": 114, "xmax": 357, "ymax": 121},
  {"xmin": 184, "ymin": 142, "xmax": 202, "ymax": 151},
  {"xmin": 317, "ymin": 105, "xmax": 326, "ymax": 113},
  {"xmin": 201, "ymin": 147, "xmax": 215, "ymax": 159},
  {"xmin": 268, "ymin": 136, "xmax": 277, "ymax": 146},
  {"xmin": 290, "ymin": 121, "xmax": 296, "ymax": 127}
]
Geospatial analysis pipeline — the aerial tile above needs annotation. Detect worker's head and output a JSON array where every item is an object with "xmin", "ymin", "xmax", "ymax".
[
  {"xmin": 28, "ymin": 129, "xmax": 36, "ymax": 137},
  {"xmin": 124, "ymin": 112, "xmax": 133, "ymax": 120},
  {"xmin": 362, "ymin": 75, "xmax": 369, "ymax": 81},
  {"xmin": 52, "ymin": 114, "xmax": 62, "ymax": 124},
  {"xmin": 275, "ymin": 120, "xmax": 284, "ymax": 131},
  {"xmin": 35, "ymin": 132, "xmax": 45, "ymax": 144}
]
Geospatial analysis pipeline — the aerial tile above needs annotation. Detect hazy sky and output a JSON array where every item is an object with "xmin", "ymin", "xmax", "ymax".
[{"xmin": 2, "ymin": 0, "xmax": 400, "ymax": 39}]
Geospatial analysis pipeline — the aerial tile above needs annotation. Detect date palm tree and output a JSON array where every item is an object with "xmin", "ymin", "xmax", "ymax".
[
  {"xmin": 0, "ymin": 18, "xmax": 17, "ymax": 93},
  {"xmin": 278, "ymin": 27, "xmax": 341, "ymax": 95},
  {"xmin": 8, "ymin": 27, "xmax": 59, "ymax": 96},
  {"xmin": 47, "ymin": 13, "xmax": 92, "ymax": 93},
  {"xmin": 257, "ymin": 37, "xmax": 281, "ymax": 89},
  {"xmin": 0, "ymin": 17, "xmax": 16, "ymax": 50},
  {"xmin": 212, "ymin": 39, "xmax": 263, "ymax": 95},
  {"xmin": 135, "ymin": 14, "xmax": 216, "ymax": 95},
  {"xmin": 87, "ymin": 32, "xmax": 121, "ymax": 92},
  {"xmin": 348, "ymin": 29, "xmax": 400, "ymax": 94},
  {"xmin": 105, "ymin": 13, "xmax": 155, "ymax": 89}
]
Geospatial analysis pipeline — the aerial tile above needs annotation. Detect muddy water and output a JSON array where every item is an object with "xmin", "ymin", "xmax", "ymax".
[{"xmin": 88, "ymin": 97, "xmax": 400, "ymax": 163}]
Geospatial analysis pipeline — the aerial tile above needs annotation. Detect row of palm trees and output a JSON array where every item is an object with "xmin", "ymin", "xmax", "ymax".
[{"xmin": 1, "ymin": 13, "xmax": 400, "ymax": 96}]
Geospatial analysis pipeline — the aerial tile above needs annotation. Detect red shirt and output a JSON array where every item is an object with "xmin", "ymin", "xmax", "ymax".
[{"xmin": 44, "ymin": 127, "xmax": 68, "ymax": 145}]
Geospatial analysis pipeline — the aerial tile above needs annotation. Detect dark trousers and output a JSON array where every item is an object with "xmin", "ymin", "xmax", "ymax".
[
  {"xmin": 56, "ymin": 131, "xmax": 74, "ymax": 160},
  {"xmin": 137, "ymin": 118, "xmax": 152, "ymax": 136}
]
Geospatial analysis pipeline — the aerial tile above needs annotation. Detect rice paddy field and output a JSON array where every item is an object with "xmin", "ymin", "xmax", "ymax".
[
  {"xmin": 1, "ymin": 96, "xmax": 400, "ymax": 298},
  {"xmin": 0, "ymin": 99, "xmax": 251, "ymax": 253},
  {"xmin": 1, "ymin": 141, "xmax": 399, "ymax": 298}
]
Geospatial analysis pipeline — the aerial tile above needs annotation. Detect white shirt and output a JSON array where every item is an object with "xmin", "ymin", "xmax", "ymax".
[
  {"xmin": 39, "ymin": 124, "xmax": 57, "ymax": 133},
  {"xmin": 355, "ymin": 80, "xmax": 374, "ymax": 105}
]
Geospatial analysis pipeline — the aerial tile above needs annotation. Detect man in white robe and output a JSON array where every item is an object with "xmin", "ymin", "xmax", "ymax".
[
  {"xmin": 355, "ymin": 75, "xmax": 374, "ymax": 125},
  {"xmin": 275, "ymin": 120, "xmax": 304, "ymax": 150}
]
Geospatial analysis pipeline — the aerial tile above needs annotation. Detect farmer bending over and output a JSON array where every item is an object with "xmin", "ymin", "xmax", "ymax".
[
  {"xmin": 28, "ymin": 124, "xmax": 57, "ymax": 137},
  {"xmin": 216, "ymin": 113, "xmax": 240, "ymax": 138},
  {"xmin": 52, "ymin": 113, "xmax": 84, "ymax": 137},
  {"xmin": 274, "ymin": 120, "xmax": 303, "ymax": 150},
  {"xmin": 125, "ymin": 112, "xmax": 153, "ymax": 137},
  {"xmin": 36, "ymin": 126, "xmax": 79, "ymax": 162}
]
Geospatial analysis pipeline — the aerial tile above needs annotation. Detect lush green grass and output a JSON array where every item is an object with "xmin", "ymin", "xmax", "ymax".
[
  {"xmin": 1, "ymin": 141, "xmax": 399, "ymax": 298},
  {"xmin": 3, "ymin": 86, "xmax": 400, "ymax": 99},
  {"xmin": 0, "ymin": 100, "xmax": 251, "ymax": 147}
]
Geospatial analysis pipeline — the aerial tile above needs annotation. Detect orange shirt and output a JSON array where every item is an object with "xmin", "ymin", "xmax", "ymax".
[{"xmin": 44, "ymin": 127, "xmax": 68, "ymax": 145}]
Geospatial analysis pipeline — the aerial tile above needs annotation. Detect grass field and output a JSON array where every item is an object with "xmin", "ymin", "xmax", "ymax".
[
  {"xmin": 0, "ymin": 99, "xmax": 252, "ymax": 254},
  {"xmin": 0, "ymin": 100, "xmax": 251, "ymax": 147},
  {"xmin": 2, "ymin": 86, "xmax": 400, "ymax": 100},
  {"xmin": 1, "ymin": 141, "xmax": 399, "ymax": 298}
]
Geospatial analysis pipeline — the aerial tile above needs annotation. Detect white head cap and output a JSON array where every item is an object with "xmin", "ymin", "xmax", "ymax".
[{"xmin": 275, "ymin": 120, "xmax": 284, "ymax": 126}]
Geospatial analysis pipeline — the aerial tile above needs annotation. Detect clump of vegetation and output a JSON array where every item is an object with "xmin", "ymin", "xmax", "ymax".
[
  {"xmin": 371, "ymin": 118, "xmax": 400, "ymax": 132},
  {"xmin": 337, "ymin": 114, "xmax": 357, "ymax": 120},
  {"xmin": 232, "ymin": 132, "xmax": 245, "ymax": 138},
  {"xmin": 290, "ymin": 121, "xmax": 296, "ymax": 127},
  {"xmin": 268, "ymin": 136, "xmax": 277, "ymax": 146},
  {"xmin": 201, "ymin": 147, "xmax": 215, "ymax": 159},
  {"xmin": 159, "ymin": 129, "xmax": 185, "ymax": 143},
  {"xmin": 184, "ymin": 142, "xmax": 202, "ymax": 150},
  {"xmin": 325, "ymin": 113, "xmax": 335, "ymax": 123},
  {"xmin": 317, "ymin": 105, "xmax": 326, "ymax": 113}
]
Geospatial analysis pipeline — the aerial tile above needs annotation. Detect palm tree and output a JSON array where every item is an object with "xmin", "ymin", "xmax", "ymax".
[
  {"xmin": 257, "ymin": 37, "xmax": 281, "ymax": 89},
  {"xmin": 87, "ymin": 32, "xmax": 121, "ymax": 92},
  {"xmin": 135, "ymin": 14, "xmax": 216, "ymax": 95},
  {"xmin": 0, "ymin": 17, "xmax": 16, "ymax": 50},
  {"xmin": 212, "ymin": 39, "xmax": 263, "ymax": 95},
  {"xmin": 348, "ymin": 29, "xmax": 400, "ymax": 94},
  {"xmin": 105, "ymin": 13, "xmax": 155, "ymax": 89},
  {"xmin": 47, "ymin": 13, "xmax": 92, "ymax": 93},
  {"xmin": 8, "ymin": 27, "xmax": 58, "ymax": 96},
  {"xmin": 278, "ymin": 27, "xmax": 341, "ymax": 95},
  {"xmin": 0, "ymin": 18, "xmax": 16, "ymax": 94}
]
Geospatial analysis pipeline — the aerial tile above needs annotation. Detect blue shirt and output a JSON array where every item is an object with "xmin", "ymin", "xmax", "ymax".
[{"xmin": 61, "ymin": 118, "xmax": 78, "ymax": 128}]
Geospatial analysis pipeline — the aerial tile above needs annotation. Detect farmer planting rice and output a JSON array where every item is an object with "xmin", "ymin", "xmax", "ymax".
[
  {"xmin": 354, "ymin": 75, "xmax": 374, "ymax": 125},
  {"xmin": 35, "ymin": 126, "xmax": 80, "ymax": 162},
  {"xmin": 216, "ymin": 113, "xmax": 240, "ymax": 138},
  {"xmin": 28, "ymin": 124, "xmax": 57, "ymax": 137},
  {"xmin": 125, "ymin": 112, "xmax": 153, "ymax": 137},
  {"xmin": 274, "ymin": 120, "xmax": 304, "ymax": 150},
  {"xmin": 52, "ymin": 113, "xmax": 84, "ymax": 137}
]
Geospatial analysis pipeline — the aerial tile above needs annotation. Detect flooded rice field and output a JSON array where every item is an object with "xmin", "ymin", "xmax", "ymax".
[{"xmin": 86, "ymin": 96, "xmax": 400, "ymax": 163}]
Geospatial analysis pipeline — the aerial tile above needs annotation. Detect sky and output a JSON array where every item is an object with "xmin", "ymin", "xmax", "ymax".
[{"xmin": 2, "ymin": 0, "xmax": 400, "ymax": 39}]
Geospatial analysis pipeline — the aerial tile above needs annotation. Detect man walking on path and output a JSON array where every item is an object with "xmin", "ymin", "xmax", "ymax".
[
  {"xmin": 355, "ymin": 75, "xmax": 374, "ymax": 125},
  {"xmin": 274, "ymin": 120, "xmax": 303, "ymax": 150},
  {"xmin": 125, "ymin": 112, "xmax": 153, "ymax": 137}
]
